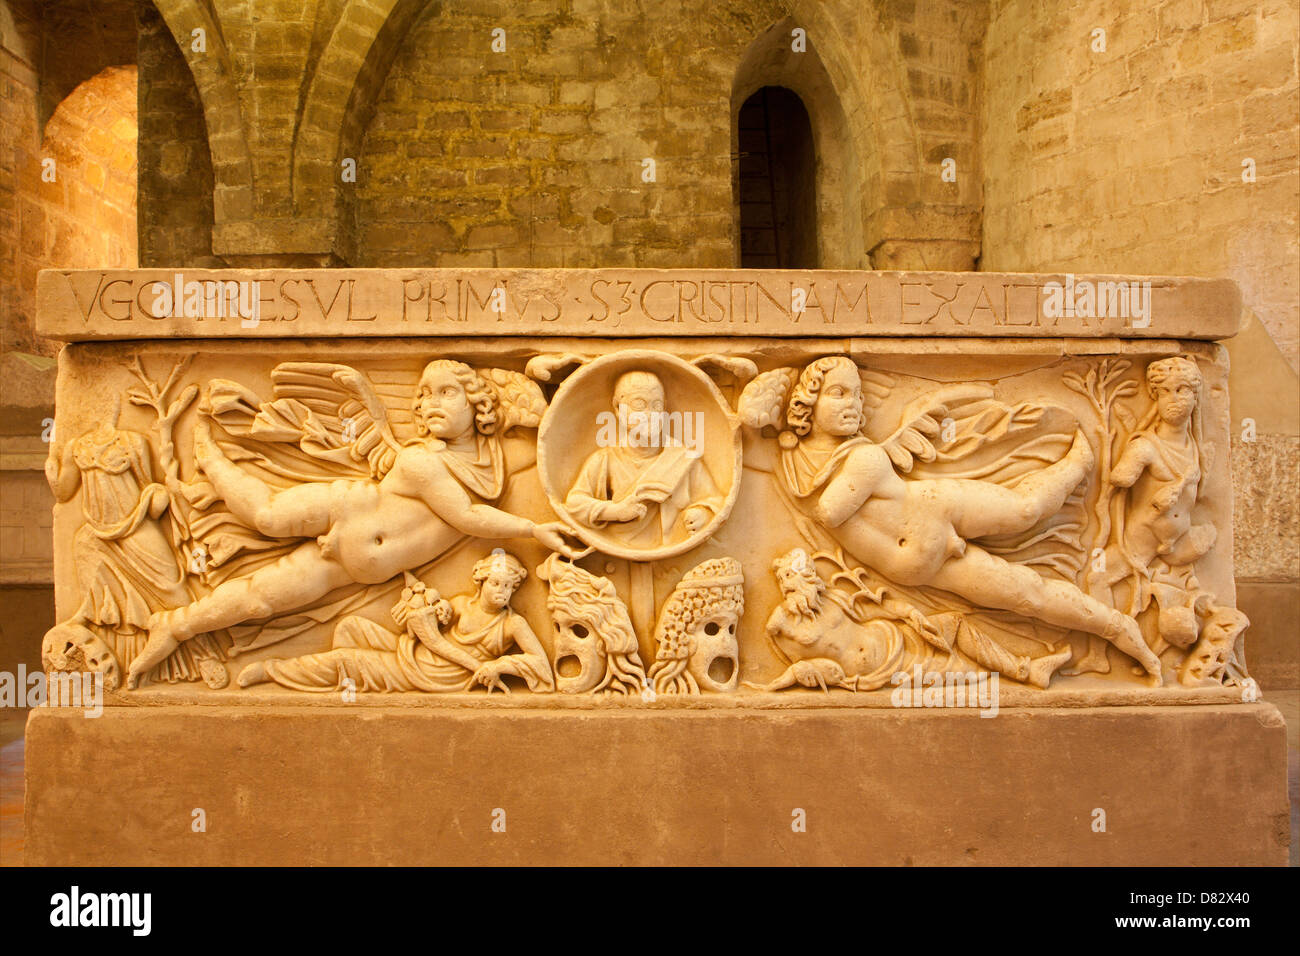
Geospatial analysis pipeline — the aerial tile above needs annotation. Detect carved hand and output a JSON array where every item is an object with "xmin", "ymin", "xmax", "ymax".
[
  {"xmin": 533, "ymin": 521, "xmax": 592, "ymax": 559},
  {"xmin": 681, "ymin": 505, "xmax": 710, "ymax": 534},
  {"xmin": 145, "ymin": 483, "xmax": 171, "ymax": 519},
  {"xmin": 470, "ymin": 659, "xmax": 512, "ymax": 694}
]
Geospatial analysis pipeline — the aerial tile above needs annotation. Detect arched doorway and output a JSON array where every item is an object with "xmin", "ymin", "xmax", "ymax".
[{"xmin": 736, "ymin": 86, "xmax": 818, "ymax": 269}]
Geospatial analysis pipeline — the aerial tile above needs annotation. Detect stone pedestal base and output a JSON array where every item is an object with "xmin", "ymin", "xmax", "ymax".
[{"xmin": 25, "ymin": 703, "xmax": 1289, "ymax": 865}]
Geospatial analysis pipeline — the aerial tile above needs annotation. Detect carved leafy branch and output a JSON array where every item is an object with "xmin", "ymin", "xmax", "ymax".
[{"xmin": 1063, "ymin": 359, "xmax": 1138, "ymax": 582}]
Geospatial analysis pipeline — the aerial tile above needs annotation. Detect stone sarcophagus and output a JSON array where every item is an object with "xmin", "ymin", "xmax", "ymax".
[
  {"xmin": 27, "ymin": 268, "xmax": 1286, "ymax": 865},
  {"xmin": 35, "ymin": 267, "xmax": 1253, "ymax": 702}
]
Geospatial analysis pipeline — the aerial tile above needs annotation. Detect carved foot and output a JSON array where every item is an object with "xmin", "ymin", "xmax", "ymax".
[
  {"xmin": 1126, "ymin": 659, "xmax": 1166, "ymax": 687},
  {"xmin": 1067, "ymin": 429, "xmax": 1096, "ymax": 475},
  {"xmin": 1135, "ymin": 648, "xmax": 1164, "ymax": 687},
  {"xmin": 1128, "ymin": 659, "xmax": 1166, "ymax": 686},
  {"xmin": 236, "ymin": 660, "xmax": 271, "ymax": 688},
  {"xmin": 1103, "ymin": 612, "xmax": 1163, "ymax": 686},
  {"xmin": 1026, "ymin": 645, "xmax": 1074, "ymax": 689}
]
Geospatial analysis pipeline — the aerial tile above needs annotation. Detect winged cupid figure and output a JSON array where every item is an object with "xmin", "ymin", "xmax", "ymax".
[
  {"xmin": 127, "ymin": 359, "xmax": 580, "ymax": 687},
  {"xmin": 738, "ymin": 356, "xmax": 1163, "ymax": 685}
]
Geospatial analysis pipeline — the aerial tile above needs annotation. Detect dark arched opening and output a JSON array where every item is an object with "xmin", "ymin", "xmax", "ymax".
[{"xmin": 736, "ymin": 86, "xmax": 818, "ymax": 269}]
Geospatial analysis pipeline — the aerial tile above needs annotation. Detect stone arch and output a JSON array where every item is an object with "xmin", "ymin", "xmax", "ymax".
[
  {"xmin": 31, "ymin": 0, "xmax": 139, "ymax": 136},
  {"xmin": 733, "ymin": 17, "xmax": 855, "ymax": 268},
  {"xmin": 14, "ymin": 66, "xmax": 137, "ymax": 355},
  {"xmin": 148, "ymin": 0, "xmax": 253, "ymax": 228},
  {"xmin": 293, "ymin": 0, "xmax": 437, "ymax": 263},
  {"xmin": 732, "ymin": 11, "xmax": 925, "ymax": 268}
]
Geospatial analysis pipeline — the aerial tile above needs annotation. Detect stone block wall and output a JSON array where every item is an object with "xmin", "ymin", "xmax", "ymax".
[
  {"xmin": 981, "ymin": 0, "xmax": 1298, "ymax": 366},
  {"xmin": 354, "ymin": 0, "xmax": 763, "ymax": 268},
  {"xmin": 0, "ymin": 0, "xmax": 44, "ymax": 356},
  {"xmin": 353, "ymin": 0, "xmax": 987, "ymax": 269},
  {"xmin": 130, "ymin": 0, "xmax": 986, "ymax": 270},
  {"xmin": 1, "ymin": 0, "xmax": 139, "ymax": 359}
]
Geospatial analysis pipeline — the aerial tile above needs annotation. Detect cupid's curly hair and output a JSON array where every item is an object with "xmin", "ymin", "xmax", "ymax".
[
  {"xmin": 787, "ymin": 356, "xmax": 860, "ymax": 437},
  {"xmin": 649, "ymin": 558, "xmax": 745, "ymax": 694},
  {"xmin": 415, "ymin": 360, "xmax": 498, "ymax": 436},
  {"xmin": 471, "ymin": 550, "xmax": 527, "ymax": 592}
]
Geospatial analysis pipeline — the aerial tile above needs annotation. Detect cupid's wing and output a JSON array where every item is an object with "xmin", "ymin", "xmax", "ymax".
[
  {"xmin": 478, "ymin": 367, "xmax": 548, "ymax": 434},
  {"xmin": 880, "ymin": 384, "xmax": 995, "ymax": 473},
  {"xmin": 738, "ymin": 367, "xmax": 799, "ymax": 430},
  {"xmin": 254, "ymin": 362, "xmax": 402, "ymax": 478},
  {"xmin": 858, "ymin": 368, "xmax": 896, "ymax": 416}
]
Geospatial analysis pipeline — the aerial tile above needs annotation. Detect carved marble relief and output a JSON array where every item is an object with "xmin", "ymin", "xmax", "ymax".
[
  {"xmin": 1062, "ymin": 356, "xmax": 1249, "ymax": 687},
  {"xmin": 44, "ymin": 358, "xmax": 230, "ymax": 690},
  {"xmin": 540, "ymin": 553, "xmax": 647, "ymax": 695},
  {"xmin": 649, "ymin": 557, "xmax": 745, "ymax": 694},
  {"xmin": 238, "ymin": 552, "xmax": 554, "ymax": 693},
  {"xmin": 538, "ymin": 350, "xmax": 741, "ymax": 560},
  {"xmin": 121, "ymin": 358, "xmax": 581, "ymax": 687},
  {"xmin": 43, "ymin": 340, "xmax": 1251, "ymax": 702}
]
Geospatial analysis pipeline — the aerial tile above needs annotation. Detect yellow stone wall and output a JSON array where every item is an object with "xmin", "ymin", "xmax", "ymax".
[{"xmin": 981, "ymin": 0, "xmax": 1298, "ymax": 368}]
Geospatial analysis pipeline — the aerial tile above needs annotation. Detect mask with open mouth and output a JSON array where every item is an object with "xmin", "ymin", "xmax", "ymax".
[
  {"xmin": 537, "ymin": 553, "xmax": 647, "ymax": 695},
  {"xmin": 552, "ymin": 618, "xmax": 605, "ymax": 693},
  {"xmin": 648, "ymin": 557, "xmax": 745, "ymax": 694}
]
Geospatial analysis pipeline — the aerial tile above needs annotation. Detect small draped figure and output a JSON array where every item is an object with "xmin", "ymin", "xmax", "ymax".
[
  {"xmin": 237, "ymin": 550, "xmax": 554, "ymax": 694},
  {"xmin": 45, "ymin": 415, "xmax": 220, "ymax": 685},
  {"xmin": 68, "ymin": 425, "xmax": 182, "ymax": 629},
  {"xmin": 564, "ymin": 370, "xmax": 723, "ymax": 549}
]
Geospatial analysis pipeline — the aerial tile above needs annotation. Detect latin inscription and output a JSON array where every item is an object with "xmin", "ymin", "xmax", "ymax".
[{"xmin": 41, "ymin": 269, "xmax": 1230, "ymax": 340}]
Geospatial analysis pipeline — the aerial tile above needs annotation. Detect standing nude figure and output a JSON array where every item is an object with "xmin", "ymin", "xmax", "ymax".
[
  {"xmin": 750, "ymin": 357, "xmax": 1162, "ymax": 683},
  {"xmin": 1070, "ymin": 356, "xmax": 1247, "ymax": 682},
  {"xmin": 128, "ymin": 360, "xmax": 578, "ymax": 686}
]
